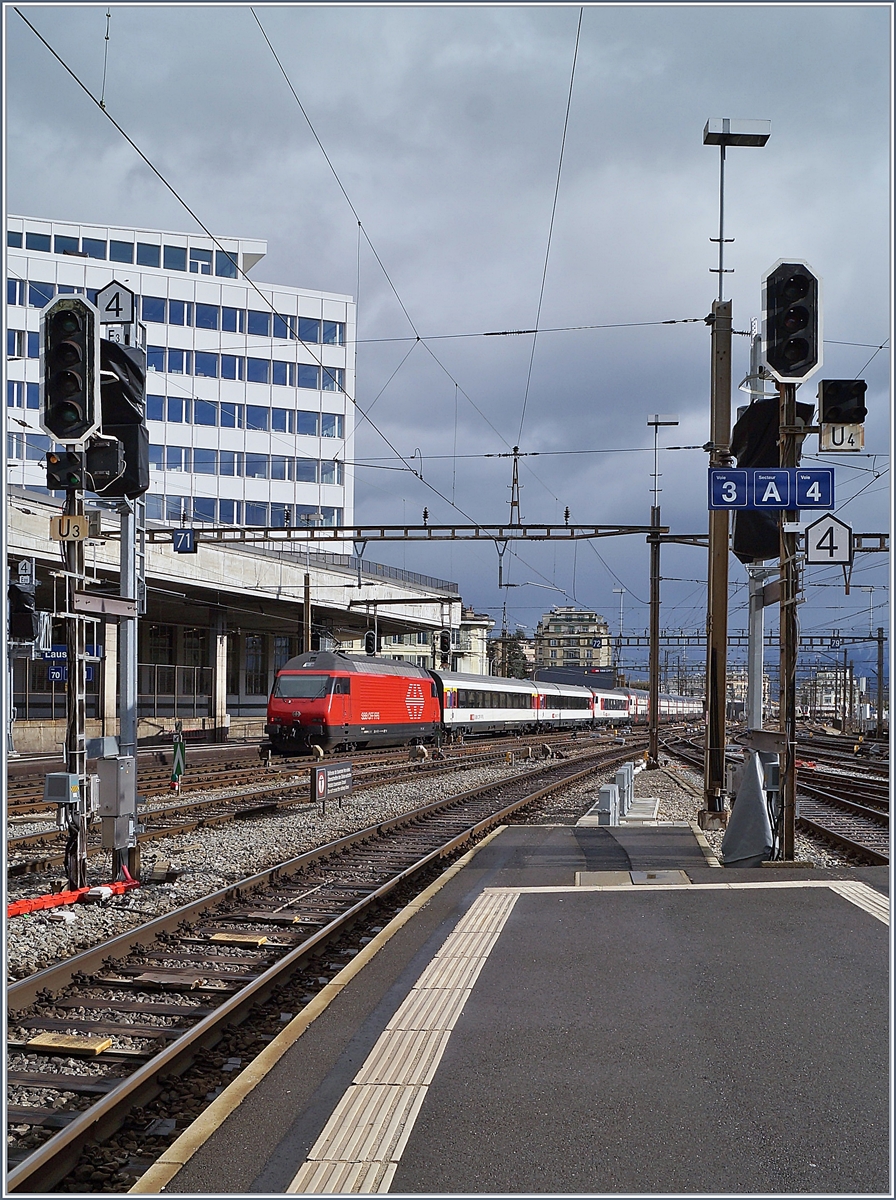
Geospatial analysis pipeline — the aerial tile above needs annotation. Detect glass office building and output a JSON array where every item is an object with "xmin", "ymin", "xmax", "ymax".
[{"xmin": 6, "ymin": 215, "xmax": 355, "ymax": 529}]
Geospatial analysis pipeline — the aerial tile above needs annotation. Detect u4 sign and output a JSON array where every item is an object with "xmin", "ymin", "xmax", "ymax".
[{"xmin": 708, "ymin": 468, "xmax": 834, "ymax": 511}]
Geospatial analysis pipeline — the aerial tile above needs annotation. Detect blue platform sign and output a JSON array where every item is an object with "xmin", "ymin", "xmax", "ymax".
[
  {"xmin": 173, "ymin": 528, "xmax": 197, "ymax": 554},
  {"xmin": 753, "ymin": 469, "xmax": 791, "ymax": 508},
  {"xmin": 794, "ymin": 469, "xmax": 834, "ymax": 509},
  {"xmin": 709, "ymin": 468, "xmax": 834, "ymax": 511},
  {"xmin": 709, "ymin": 470, "xmax": 748, "ymax": 509}
]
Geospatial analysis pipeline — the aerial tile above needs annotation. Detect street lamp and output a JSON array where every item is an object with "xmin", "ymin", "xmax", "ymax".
[
  {"xmin": 647, "ymin": 416, "xmax": 679, "ymax": 766},
  {"xmin": 703, "ymin": 118, "xmax": 771, "ymax": 302}
]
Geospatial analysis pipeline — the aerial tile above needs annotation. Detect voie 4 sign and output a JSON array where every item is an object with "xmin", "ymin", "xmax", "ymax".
[{"xmin": 708, "ymin": 468, "xmax": 834, "ymax": 510}]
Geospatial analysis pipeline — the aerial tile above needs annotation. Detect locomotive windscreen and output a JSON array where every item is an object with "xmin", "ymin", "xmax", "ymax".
[{"xmin": 272, "ymin": 674, "xmax": 333, "ymax": 699}]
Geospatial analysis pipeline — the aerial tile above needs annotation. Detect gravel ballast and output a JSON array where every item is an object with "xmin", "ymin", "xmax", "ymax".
[{"xmin": 6, "ymin": 750, "xmax": 861, "ymax": 982}]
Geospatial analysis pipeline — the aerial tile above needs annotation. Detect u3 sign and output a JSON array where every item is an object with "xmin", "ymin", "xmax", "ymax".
[{"xmin": 708, "ymin": 468, "xmax": 834, "ymax": 511}]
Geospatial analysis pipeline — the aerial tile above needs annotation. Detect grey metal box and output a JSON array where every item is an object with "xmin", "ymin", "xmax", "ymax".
[
  {"xmin": 87, "ymin": 736, "xmax": 120, "ymax": 760},
  {"xmin": 97, "ymin": 756, "xmax": 136, "ymax": 818},
  {"xmin": 43, "ymin": 773, "xmax": 81, "ymax": 805}
]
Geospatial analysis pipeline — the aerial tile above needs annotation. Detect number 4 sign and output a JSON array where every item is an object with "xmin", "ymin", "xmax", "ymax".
[
  {"xmin": 95, "ymin": 280, "xmax": 135, "ymax": 325},
  {"xmin": 805, "ymin": 514, "xmax": 852, "ymax": 564}
]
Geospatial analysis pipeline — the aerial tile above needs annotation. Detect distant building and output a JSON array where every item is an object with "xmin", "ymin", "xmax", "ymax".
[
  {"xmin": 534, "ymin": 606, "xmax": 611, "ymax": 671},
  {"xmin": 6, "ymin": 214, "xmax": 354, "ymax": 532}
]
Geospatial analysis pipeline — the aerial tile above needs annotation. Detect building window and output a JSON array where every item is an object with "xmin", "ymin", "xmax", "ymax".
[
  {"xmin": 147, "ymin": 346, "xmax": 165, "ymax": 372},
  {"xmin": 194, "ymin": 351, "xmax": 218, "ymax": 378},
  {"xmin": 168, "ymin": 299, "xmax": 192, "ymax": 326},
  {"xmin": 320, "ymin": 460, "xmax": 342, "ymax": 485},
  {"xmin": 245, "ymin": 502, "xmax": 269, "ymax": 527},
  {"xmin": 273, "ymin": 636, "xmax": 295, "ymax": 670},
  {"xmin": 195, "ymin": 302, "xmax": 219, "ymax": 329},
  {"xmin": 245, "ymin": 453, "xmax": 268, "ymax": 479},
  {"xmin": 215, "ymin": 250, "xmax": 238, "ymax": 279},
  {"xmin": 246, "ymin": 405, "xmax": 269, "ymax": 432},
  {"xmin": 322, "ymin": 321, "xmax": 345, "ymax": 345},
  {"xmin": 294, "ymin": 459, "xmax": 317, "ymax": 483},
  {"xmin": 298, "ymin": 317, "xmax": 320, "ymax": 343},
  {"xmin": 54, "ymin": 235, "xmax": 80, "ymax": 254},
  {"xmin": 273, "ymin": 315, "xmax": 290, "ymax": 340},
  {"xmin": 245, "ymin": 634, "xmax": 267, "ymax": 694},
  {"xmin": 164, "ymin": 245, "xmax": 187, "ymax": 271},
  {"xmin": 183, "ymin": 628, "xmax": 208, "ymax": 668},
  {"xmin": 7, "ymin": 231, "xmax": 23, "ymax": 248},
  {"xmin": 29, "ymin": 282, "xmax": 55, "ymax": 307},
  {"xmin": 26, "ymin": 383, "xmax": 39, "ymax": 409},
  {"xmin": 136, "ymin": 242, "xmax": 161, "ymax": 267},
  {"xmin": 110, "ymin": 240, "xmax": 134, "ymax": 264},
  {"xmin": 220, "ymin": 403, "xmax": 243, "ymax": 429},
  {"xmin": 226, "ymin": 631, "xmax": 240, "ymax": 694},
  {"xmin": 272, "ymin": 361, "xmax": 288, "ymax": 386},
  {"xmin": 271, "ymin": 408, "xmax": 292, "ymax": 433},
  {"xmin": 322, "ymin": 366, "xmax": 343, "ymax": 392},
  {"xmin": 25, "ymin": 232, "xmax": 51, "ymax": 252},
  {"xmin": 246, "ymin": 358, "xmax": 269, "ymax": 384},
  {"xmin": 320, "ymin": 413, "xmax": 343, "ymax": 438},
  {"xmin": 296, "ymin": 411, "xmax": 318, "ymax": 436},
  {"xmin": 220, "ymin": 353, "xmax": 244, "ymax": 381},
  {"xmin": 190, "ymin": 248, "xmax": 213, "ymax": 275},
  {"xmin": 247, "ymin": 310, "xmax": 271, "ymax": 337},
  {"xmin": 193, "ymin": 497, "xmax": 216, "ymax": 522},
  {"xmin": 82, "ymin": 237, "xmax": 107, "ymax": 260},
  {"xmin": 219, "ymin": 499, "xmax": 240, "ymax": 525},
  {"xmin": 142, "ymin": 296, "xmax": 166, "ymax": 323},
  {"xmin": 297, "ymin": 364, "xmax": 319, "ymax": 390},
  {"xmin": 221, "ymin": 306, "xmax": 244, "ymax": 332},
  {"xmin": 194, "ymin": 448, "xmax": 217, "ymax": 475},
  {"xmin": 147, "ymin": 624, "xmax": 175, "ymax": 664}
]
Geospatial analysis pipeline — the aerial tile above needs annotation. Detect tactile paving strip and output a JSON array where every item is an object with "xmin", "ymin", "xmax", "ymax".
[{"xmin": 287, "ymin": 888, "xmax": 518, "ymax": 1193}]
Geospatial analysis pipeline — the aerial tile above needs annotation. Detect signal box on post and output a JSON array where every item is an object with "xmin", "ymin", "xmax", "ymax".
[
  {"xmin": 761, "ymin": 260, "xmax": 822, "ymax": 384},
  {"xmin": 40, "ymin": 296, "xmax": 101, "ymax": 444},
  {"xmin": 818, "ymin": 379, "xmax": 867, "ymax": 452}
]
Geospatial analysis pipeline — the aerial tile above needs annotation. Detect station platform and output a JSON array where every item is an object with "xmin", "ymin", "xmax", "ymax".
[{"xmin": 136, "ymin": 823, "xmax": 890, "ymax": 1196}]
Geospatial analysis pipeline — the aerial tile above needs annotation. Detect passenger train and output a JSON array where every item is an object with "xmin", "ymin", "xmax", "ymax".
[{"xmin": 265, "ymin": 651, "xmax": 703, "ymax": 755}]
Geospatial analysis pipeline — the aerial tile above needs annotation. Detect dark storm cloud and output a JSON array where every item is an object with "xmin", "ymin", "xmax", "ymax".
[{"xmin": 4, "ymin": 3, "xmax": 890, "ymax": 652}]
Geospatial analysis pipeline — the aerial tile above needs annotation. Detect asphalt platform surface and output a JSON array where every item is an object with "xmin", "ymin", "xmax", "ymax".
[{"xmin": 162, "ymin": 823, "xmax": 889, "ymax": 1196}]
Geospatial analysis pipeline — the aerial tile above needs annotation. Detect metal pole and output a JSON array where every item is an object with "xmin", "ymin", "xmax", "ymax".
[
  {"xmin": 64, "ymin": 487, "xmax": 88, "ymax": 889},
  {"xmin": 778, "ymin": 381, "xmax": 799, "ymax": 860},
  {"xmin": 703, "ymin": 299, "xmax": 733, "ymax": 820},
  {"xmin": 717, "ymin": 144, "xmax": 726, "ymax": 301},
  {"xmin": 303, "ymin": 574, "xmax": 312, "ymax": 653},
  {"xmin": 114, "ymin": 501, "xmax": 141, "ymax": 878},
  {"xmin": 648, "ymin": 504, "xmax": 661, "ymax": 766},
  {"xmin": 877, "ymin": 627, "xmax": 884, "ymax": 737},
  {"xmin": 839, "ymin": 648, "xmax": 849, "ymax": 729}
]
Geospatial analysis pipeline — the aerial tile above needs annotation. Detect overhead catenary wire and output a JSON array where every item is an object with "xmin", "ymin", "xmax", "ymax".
[{"xmin": 516, "ymin": 7, "xmax": 583, "ymax": 446}]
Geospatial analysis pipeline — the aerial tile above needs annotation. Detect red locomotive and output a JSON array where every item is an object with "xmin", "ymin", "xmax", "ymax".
[{"xmin": 265, "ymin": 651, "xmax": 440, "ymax": 753}]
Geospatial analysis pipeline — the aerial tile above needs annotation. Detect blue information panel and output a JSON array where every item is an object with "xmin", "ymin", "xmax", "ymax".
[
  {"xmin": 709, "ymin": 468, "xmax": 834, "ymax": 510},
  {"xmin": 173, "ymin": 528, "xmax": 197, "ymax": 554}
]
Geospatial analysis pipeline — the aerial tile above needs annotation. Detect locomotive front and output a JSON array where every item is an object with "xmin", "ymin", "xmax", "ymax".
[{"xmin": 266, "ymin": 659, "xmax": 349, "ymax": 753}]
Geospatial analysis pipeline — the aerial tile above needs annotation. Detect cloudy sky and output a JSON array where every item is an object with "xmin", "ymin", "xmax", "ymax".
[{"xmin": 5, "ymin": 3, "xmax": 891, "ymax": 677}]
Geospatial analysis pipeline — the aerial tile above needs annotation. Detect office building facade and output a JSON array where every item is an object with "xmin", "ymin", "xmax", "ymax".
[{"xmin": 6, "ymin": 215, "xmax": 354, "ymax": 529}]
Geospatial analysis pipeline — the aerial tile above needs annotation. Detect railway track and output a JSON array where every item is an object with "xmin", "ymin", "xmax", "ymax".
[
  {"xmin": 661, "ymin": 732, "xmax": 890, "ymax": 865},
  {"xmin": 6, "ymin": 730, "xmax": 603, "ymax": 816},
  {"xmin": 6, "ymin": 740, "xmax": 641, "ymax": 1194},
  {"xmin": 7, "ymin": 734, "xmax": 609, "ymax": 879}
]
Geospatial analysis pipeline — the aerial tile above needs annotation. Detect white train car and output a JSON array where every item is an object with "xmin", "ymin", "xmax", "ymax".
[
  {"xmin": 437, "ymin": 672, "xmax": 539, "ymax": 738},
  {"xmin": 534, "ymin": 681, "xmax": 595, "ymax": 731}
]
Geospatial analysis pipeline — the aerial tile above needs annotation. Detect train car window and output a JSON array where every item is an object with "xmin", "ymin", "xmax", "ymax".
[
  {"xmin": 332, "ymin": 677, "xmax": 350, "ymax": 695},
  {"xmin": 273, "ymin": 674, "xmax": 332, "ymax": 699}
]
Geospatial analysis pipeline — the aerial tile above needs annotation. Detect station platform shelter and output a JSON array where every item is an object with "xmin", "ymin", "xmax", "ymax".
[{"xmin": 6, "ymin": 487, "xmax": 475, "ymax": 757}]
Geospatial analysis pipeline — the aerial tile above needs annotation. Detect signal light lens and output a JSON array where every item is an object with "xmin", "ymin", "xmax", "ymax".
[
  {"xmin": 782, "ymin": 338, "xmax": 810, "ymax": 364},
  {"xmin": 53, "ymin": 340, "xmax": 83, "ymax": 369},
  {"xmin": 782, "ymin": 305, "xmax": 808, "ymax": 333},
  {"xmin": 782, "ymin": 273, "xmax": 810, "ymax": 302}
]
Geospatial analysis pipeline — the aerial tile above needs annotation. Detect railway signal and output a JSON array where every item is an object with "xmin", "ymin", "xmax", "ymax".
[
  {"xmin": 40, "ymin": 296, "xmax": 101, "ymax": 443},
  {"xmin": 7, "ymin": 580, "xmax": 40, "ymax": 641},
  {"xmin": 46, "ymin": 449, "xmax": 86, "ymax": 491},
  {"xmin": 761, "ymin": 260, "xmax": 822, "ymax": 383},
  {"xmin": 818, "ymin": 379, "xmax": 867, "ymax": 452},
  {"xmin": 364, "ymin": 631, "xmax": 376, "ymax": 655},
  {"xmin": 98, "ymin": 339, "xmax": 149, "ymax": 497}
]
